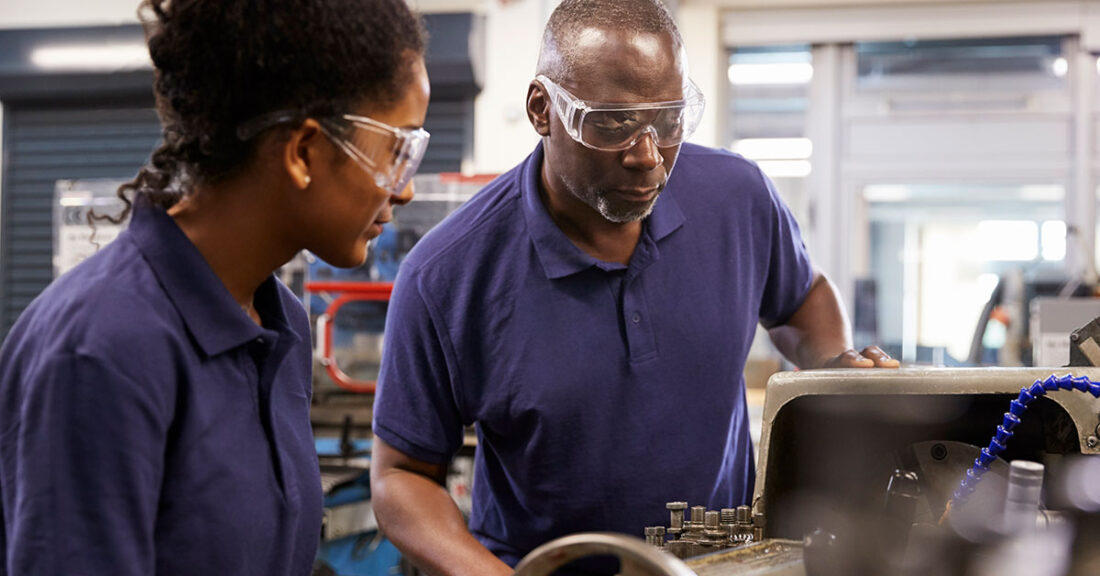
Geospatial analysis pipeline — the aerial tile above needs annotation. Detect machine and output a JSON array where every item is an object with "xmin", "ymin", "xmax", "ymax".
[{"xmin": 514, "ymin": 367, "xmax": 1100, "ymax": 576}]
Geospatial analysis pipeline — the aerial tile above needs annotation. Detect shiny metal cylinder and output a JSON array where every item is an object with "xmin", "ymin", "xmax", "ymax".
[
  {"xmin": 704, "ymin": 511, "xmax": 720, "ymax": 529},
  {"xmin": 644, "ymin": 526, "xmax": 666, "ymax": 547},
  {"xmin": 1003, "ymin": 460, "xmax": 1044, "ymax": 535},
  {"xmin": 666, "ymin": 501, "xmax": 687, "ymax": 534}
]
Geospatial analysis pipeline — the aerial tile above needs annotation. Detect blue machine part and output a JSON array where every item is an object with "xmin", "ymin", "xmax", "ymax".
[
  {"xmin": 317, "ymin": 533, "xmax": 402, "ymax": 576},
  {"xmin": 952, "ymin": 373, "xmax": 1100, "ymax": 506},
  {"xmin": 314, "ymin": 437, "xmax": 403, "ymax": 575},
  {"xmin": 316, "ymin": 437, "xmax": 373, "ymax": 458}
]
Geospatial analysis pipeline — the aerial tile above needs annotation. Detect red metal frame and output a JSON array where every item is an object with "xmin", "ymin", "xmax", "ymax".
[
  {"xmin": 307, "ymin": 281, "xmax": 393, "ymax": 394},
  {"xmin": 304, "ymin": 172, "xmax": 497, "ymax": 393}
]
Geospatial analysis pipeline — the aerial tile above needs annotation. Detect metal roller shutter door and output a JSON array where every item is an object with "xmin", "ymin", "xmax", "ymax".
[
  {"xmin": 0, "ymin": 100, "xmax": 468, "ymax": 339},
  {"xmin": 0, "ymin": 105, "xmax": 161, "ymax": 338},
  {"xmin": 420, "ymin": 97, "xmax": 470, "ymax": 174}
]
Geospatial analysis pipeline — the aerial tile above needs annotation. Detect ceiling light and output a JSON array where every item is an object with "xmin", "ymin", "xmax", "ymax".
[
  {"xmin": 731, "ymin": 138, "xmax": 812, "ymax": 161},
  {"xmin": 31, "ymin": 43, "xmax": 151, "ymax": 72},
  {"xmin": 1052, "ymin": 57, "xmax": 1068, "ymax": 77},
  {"xmin": 756, "ymin": 160, "xmax": 811, "ymax": 178},
  {"xmin": 728, "ymin": 62, "xmax": 813, "ymax": 86}
]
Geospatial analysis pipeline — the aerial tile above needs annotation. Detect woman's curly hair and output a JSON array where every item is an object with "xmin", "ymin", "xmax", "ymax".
[{"xmin": 116, "ymin": 0, "xmax": 425, "ymax": 215}]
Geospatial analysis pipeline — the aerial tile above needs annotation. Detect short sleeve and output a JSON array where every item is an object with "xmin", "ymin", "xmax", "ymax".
[
  {"xmin": 755, "ymin": 167, "xmax": 815, "ymax": 328},
  {"xmin": 373, "ymin": 269, "xmax": 466, "ymax": 464},
  {"xmin": 3, "ymin": 352, "xmax": 172, "ymax": 576}
]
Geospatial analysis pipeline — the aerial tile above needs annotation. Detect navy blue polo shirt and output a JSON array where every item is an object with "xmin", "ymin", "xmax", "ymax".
[
  {"xmin": 0, "ymin": 200, "xmax": 322, "ymax": 575},
  {"xmin": 374, "ymin": 142, "xmax": 813, "ymax": 564}
]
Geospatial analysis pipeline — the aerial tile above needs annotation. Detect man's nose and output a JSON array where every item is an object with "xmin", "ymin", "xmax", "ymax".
[{"xmin": 621, "ymin": 127, "xmax": 662, "ymax": 171}]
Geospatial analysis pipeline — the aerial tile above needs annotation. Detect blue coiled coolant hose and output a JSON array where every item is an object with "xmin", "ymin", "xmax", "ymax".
[{"xmin": 950, "ymin": 374, "xmax": 1100, "ymax": 509}]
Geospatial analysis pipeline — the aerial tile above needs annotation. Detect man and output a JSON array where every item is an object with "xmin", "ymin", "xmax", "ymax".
[{"xmin": 371, "ymin": 1, "xmax": 898, "ymax": 574}]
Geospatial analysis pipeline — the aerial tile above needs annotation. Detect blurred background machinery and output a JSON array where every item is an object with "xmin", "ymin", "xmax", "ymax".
[{"xmin": 307, "ymin": 173, "xmax": 492, "ymax": 576}]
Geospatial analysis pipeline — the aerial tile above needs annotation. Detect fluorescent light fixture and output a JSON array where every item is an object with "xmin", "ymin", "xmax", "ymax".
[
  {"xmin": 756, "ymin": 160, "xmax": 811, "ymax": 178},
  {"xmin": 862, "ymin": 185, "xmax": 910, "ymax": 203},
  {"xmin": 1052, "ymin": 57, "xmax": 1069, "ymax": 77},
  {"xmin": 731, "ymin": 137, "xmax": 812, "ymax": 161},
  {"xmin": 31, "ymin": 43, "xmax": 151, "ymax": 72},
  {"xmin": 1019, "ymin": 185, "xmax": 1064, "ymax": 202},
  {"xmin": 728, "ymin": 62, "xmax": 813, "ymax": 86}
]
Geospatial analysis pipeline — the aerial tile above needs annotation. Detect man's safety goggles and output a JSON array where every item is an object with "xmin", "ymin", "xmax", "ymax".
[
  {"xmin": 237, "ymin": 111, "xmax": 430, "ymax": 196},
  {"xmin": 536, "ymin": 75, "xmax": 705, "ymax": 152}
]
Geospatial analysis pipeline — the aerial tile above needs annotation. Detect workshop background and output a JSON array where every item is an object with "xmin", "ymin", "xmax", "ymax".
[{"xmin": 2, "ymin": 0, "xmax": 1100, "ymax": 574}]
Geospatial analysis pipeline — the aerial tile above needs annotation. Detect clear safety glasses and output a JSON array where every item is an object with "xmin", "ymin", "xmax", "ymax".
[
  {"xmin": 536, "ymin": 75, "xmax": 705, "ymax": 152},
  {"xmin": 237, "ymin": 110, "xmax": 431, "ymax": 196}
]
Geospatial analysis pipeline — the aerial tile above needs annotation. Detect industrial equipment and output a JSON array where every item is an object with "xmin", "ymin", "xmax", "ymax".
[
  {"xmin": 310, "ymin": 173, "xmax": 490, "ymax": 575},
  {"xmin": 514, "ymin": 367, "xmax": 1100, "ymax": 576}
]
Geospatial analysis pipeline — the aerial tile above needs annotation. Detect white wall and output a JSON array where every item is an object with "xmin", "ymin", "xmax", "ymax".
[
  {"xmin": 0, "ymin": 0, "xmax": 726, "ymax": 174},
  {"xmin": 469, "ymin": 0, "xmax": 549, "ymax": 174},
  {"xmin": 678, "ymin": 2, "xmax": 723, "ymax": 148},
  {"xmin": 466, "ymin": 0, "xmax": 726, "ymax": 174}
]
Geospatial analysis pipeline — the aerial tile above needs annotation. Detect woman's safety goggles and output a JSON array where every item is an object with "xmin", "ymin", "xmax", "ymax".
[
  {"xmin": 237, "ymin": 111, "xmax": 430, "ymax": 196},
  {"xmin": 536, "ymin": 75, "xmax": 705, "ymax": 151}
]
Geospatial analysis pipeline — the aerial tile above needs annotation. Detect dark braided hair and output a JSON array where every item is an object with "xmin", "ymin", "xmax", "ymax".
[{"xmin": 115, "ymin": 0, "xmax": 425, "ymax": 218}]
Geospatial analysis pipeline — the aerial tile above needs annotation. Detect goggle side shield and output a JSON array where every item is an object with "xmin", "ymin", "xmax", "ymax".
[
  {"xmin": 537, "ymin": 75, "xmax": 705, "ymax": 151},
  {"xmin": 320, "ymin": 115, "xmax": 430, "ymax": 196},
  {"xmin": 237, "ymin": 110, "xmax": 430, "ymax": 196}
]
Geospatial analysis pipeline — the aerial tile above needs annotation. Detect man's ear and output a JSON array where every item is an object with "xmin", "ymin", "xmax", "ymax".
[
  {"xmin": 281, "ymin": 118, "xmax": 325, "ymax": 189},
  {"xmin": 527, "ymin": 81, "xmax": 552, "ymax": 137}
]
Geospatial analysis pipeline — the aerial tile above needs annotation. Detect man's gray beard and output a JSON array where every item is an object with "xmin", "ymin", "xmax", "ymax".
[{"xmin": 562, "ymin": 176, "xmax": 658, "ymax": 224}]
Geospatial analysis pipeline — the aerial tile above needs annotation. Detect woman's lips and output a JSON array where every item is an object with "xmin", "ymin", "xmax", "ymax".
[{"xmin": 368, "ymin": 220, "xmax": 389, "ymax": 238}]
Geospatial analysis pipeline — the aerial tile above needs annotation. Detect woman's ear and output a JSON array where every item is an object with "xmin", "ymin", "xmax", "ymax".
[
  {"xmin": 527, "ymin": 81, "xmax": 552, "ymax": 137},
  {"xmin": 281, "ymin": 118, "xmax": 325, "ymax": 189}
]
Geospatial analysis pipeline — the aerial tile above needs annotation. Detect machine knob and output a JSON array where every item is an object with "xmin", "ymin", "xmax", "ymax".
[
  {"xmin": 644, "ymin": 526, "xmax": 667, "ymax": 547},
  {"xmin": 666, "ymin": 501, "xmax": 688, "ymax": 533},
  {"xmin": 704, "ymin": 511, "xmax": 720, "ymax": 529}
]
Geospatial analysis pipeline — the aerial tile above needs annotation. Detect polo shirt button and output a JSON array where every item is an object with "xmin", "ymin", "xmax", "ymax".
[
  {"xmin": 256, "ymin": 337, "xmax": 265, "ymax": 345},
  {"xmin": 632, "ymin": 312, "xmax": 641, "ymax": 324}
]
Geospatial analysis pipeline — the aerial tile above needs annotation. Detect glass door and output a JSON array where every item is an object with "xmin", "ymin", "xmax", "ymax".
[{"xmin": 863, "ymin": 183, "xmax": 1065, "ymax": 365}]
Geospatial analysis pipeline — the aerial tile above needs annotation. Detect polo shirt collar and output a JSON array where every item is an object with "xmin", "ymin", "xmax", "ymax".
[
  {"xmin": 520, "ymin": 141, "xmax": 685, "ymax": 279},
  {"xmin": 129, "ymin": 197, "xmax": 302, "ymax": 357}
]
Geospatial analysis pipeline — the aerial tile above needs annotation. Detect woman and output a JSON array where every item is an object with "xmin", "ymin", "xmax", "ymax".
[{"xmin": 0, "ymin": 1, "xmax": 428, "ymax": 574}]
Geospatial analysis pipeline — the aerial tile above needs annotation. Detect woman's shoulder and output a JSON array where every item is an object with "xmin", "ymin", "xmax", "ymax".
[{"xmin": 10, "ymin": 240, "xmax": 189, "ymax": 372}]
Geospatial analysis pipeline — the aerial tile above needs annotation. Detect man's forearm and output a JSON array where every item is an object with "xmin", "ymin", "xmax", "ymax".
[
  {"xmin": 767, "ymin": 273, "xmax": 855, "ymax": 369},
  {"xmin": 372, "ymin": 467, "xmax": 512, "ymax": 576}
]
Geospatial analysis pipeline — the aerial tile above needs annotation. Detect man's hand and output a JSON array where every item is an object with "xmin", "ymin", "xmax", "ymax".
[
  {"xmin": 823, "ymin": 345, "xmax": 899, "ymax": 368},
  {"xmin": 768, "ymin": 273, "xmax": 902, "ymax": 370}
]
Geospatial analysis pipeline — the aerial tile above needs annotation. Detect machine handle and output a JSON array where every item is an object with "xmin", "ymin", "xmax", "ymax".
[
  {"xmin": 310, "ymin": 283, "xmax": 394, "ymax": 394},
  {"xmin": 512, "ymin": 533, "xmax": 696, "ymax": 576}
]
